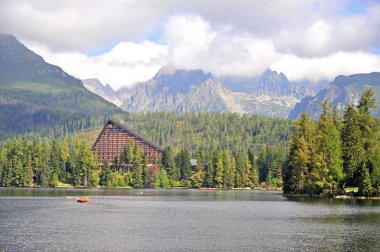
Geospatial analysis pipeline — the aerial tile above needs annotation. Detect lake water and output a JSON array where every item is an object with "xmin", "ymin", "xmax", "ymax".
[{"xmin": 0, "ymin": 188, "xmax": 379, "ymax": 252}]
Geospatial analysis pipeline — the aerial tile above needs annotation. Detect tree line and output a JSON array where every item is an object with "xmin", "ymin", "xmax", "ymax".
[
  {"xmin": 283, "ymin": 89, "xmax": 380, "ymax": 196},
  {"xmin": 0, "ymin": 136, "xmax": 286, "ymax": 189}
]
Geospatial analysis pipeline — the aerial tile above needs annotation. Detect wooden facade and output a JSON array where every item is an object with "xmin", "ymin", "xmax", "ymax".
[{"xmin": 93, "ymin": 119, "xmax": 163, "ymax": 165}]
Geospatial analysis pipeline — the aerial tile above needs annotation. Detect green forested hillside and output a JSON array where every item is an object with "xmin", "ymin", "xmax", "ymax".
[
  {"xmin": 113, "ymin": 112, "xmax": 292, "ymax": 152},
  {"xmin": 0, "ymin": 34, "xmax": 122, "ymax": 139}
]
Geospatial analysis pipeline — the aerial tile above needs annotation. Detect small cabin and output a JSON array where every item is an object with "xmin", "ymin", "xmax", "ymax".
[{"xmin": 92, "ymin": 119, "xmax": 163, "ymax": 166}]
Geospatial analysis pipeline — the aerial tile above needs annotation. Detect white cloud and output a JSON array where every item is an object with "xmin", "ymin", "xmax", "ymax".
[
  {"xmin": 274, "ymin": 4, "xmax": 380, "ymax": 57},
  {"xmin": 272, "ymin": 52, "xmax": 380, "ymax": 82},
  {"xmin": 165, "ymin": 15, "xmax": 278, "ymax": 76},
  {"xmin": 27, "ymin": 41, "xmax": 168, "ymax": 89},
  {"xmin": 2, "ymin": 0, "xmax": 379, "ymax": 56},
  {"xmin": 164, "ymin": 15, "xmax": 380, "ymax": 82},
  {"xmin": 25, "ymin": 13, "xmax": 380, "ymax": 89},
  {"xmin": 0, "ymin": 0, "xmax": 170, "ymax": 51}
]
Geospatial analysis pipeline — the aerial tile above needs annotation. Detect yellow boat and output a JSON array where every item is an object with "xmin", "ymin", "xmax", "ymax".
[{"xmin": 76, "ymin": 196, "xmax": 89, "ymax": 203}]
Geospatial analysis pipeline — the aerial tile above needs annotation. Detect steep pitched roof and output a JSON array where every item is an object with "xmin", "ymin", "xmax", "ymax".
[{"xmin": 93, "ymin": 119, "xmax": 164, "ymax": 152}]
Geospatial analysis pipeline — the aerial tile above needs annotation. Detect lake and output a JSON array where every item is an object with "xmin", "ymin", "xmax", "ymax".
[{"xmin": 0, "ymin": 188, "xmax": 379, "ymax": 252}]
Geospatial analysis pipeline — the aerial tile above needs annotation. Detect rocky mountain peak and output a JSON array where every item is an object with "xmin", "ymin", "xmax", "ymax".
[
  {"xmin": 152, "ymin": 67, "xmax": 213, "ymax": 95},
  {"xmin": 255, "ymin": 68, "xmax": 292, "ymax": 97},
  {"xmin": 0, "ymin": 34, "xmax": 19, "ymax": 45},
  {"xmin": 154, "ymin": 65, "xmax": 177, "ymax": 77}
]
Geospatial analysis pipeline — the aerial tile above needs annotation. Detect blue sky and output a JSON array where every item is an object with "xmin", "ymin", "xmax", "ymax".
[
  {"xmin": 0, "ymin": 0, "xmax": 379, "ymax": 89},
  {"xmin": 345, "ymin": 0, "xmax": 374, "ymax": 14}
]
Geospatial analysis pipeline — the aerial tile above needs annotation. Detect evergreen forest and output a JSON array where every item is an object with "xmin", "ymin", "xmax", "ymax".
[
  {"xmin": 284, "ymin": 89, "xmax": 380, "ymax": 196},
  {"xmin": 0, "ymin": 90, "xmax": 379, "ymax": 196},
  {"xmin": 0, "ymin": 113, "xmax": 290, "ymax": 189}
]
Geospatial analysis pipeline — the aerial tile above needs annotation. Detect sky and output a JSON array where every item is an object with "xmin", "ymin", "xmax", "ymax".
[{"xmin": 0, "ymin": 0, "xmax": 380, "ymax": 90}]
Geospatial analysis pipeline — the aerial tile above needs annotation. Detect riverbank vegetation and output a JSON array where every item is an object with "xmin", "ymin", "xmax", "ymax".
[{"xmin": 283, "ymin": 89, "xmax": 380, "ymax": 197}]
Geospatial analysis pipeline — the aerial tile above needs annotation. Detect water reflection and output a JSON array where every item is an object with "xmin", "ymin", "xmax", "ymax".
[
  {"xmin": 285, "ymin": 194, "xmax": 380, "ymax": 207},
  {"xmin": 0, "ymin": 187, "xmax": 288, "ymax": 201}
]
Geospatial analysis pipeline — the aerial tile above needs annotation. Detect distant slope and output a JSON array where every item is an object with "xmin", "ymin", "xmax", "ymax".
[
  {"xmin": 288, "ymin": 72, "xmax": 380, "ymax": 119},
  {"xmin": 82, "ymin": 78, "xmax": 122, "ymax": 106},
  {"xmin": 0, "ymin": 34, "xmax": 122, "ymax": 138},
  {"xmin": 74, "ymin": 112, "xmax": 292, "ymax": 152}
]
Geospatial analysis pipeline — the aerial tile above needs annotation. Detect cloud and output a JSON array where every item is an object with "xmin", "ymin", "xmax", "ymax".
[
  {"xmin": 271, "ymin": 52, "xmax": 380, "ymax": 82},
  {"xmin": 274, "ymin": 4, "xmax": 380, "ymax": 57},
  {"xmin": 0, "ymin": 0, "xmax": 170, "ymax": 52},
  {"xmin": 165, "ymin": 15, "xmax": 380, "ymax": 82},
  {"xmin": 28, "ymin": 41, "xmax": 168, "ymax": 89},
  {"xmin": 2, "ymin": 0, "xmax": 379, "ymax": 55},
  {"xmin": 2, "ymin": 1, "xmax": 380, "ymax": 88},
  {"xmin": 25, "ymin": 13, "xmax": 380, "ymax": 89},
  {"xmin": 165, "ymin": 15, "xmax": 278, "ymax": 76}
]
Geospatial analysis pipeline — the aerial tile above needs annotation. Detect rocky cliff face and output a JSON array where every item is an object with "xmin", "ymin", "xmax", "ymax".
[
  {"xmin": 120, "ymin": 69, "xmax": 229, "ymax": 113},
  {"xmin": 255, "ymin": 68, "xmax": 315, "ymax": 99},
  {"xmin": 288, "ymin": 72, "xmax": 380, "ymax": 119}
]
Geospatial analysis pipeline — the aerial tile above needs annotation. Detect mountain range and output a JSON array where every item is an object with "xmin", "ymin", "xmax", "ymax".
[
  {"xmin": 288, "ymin": 72, "xmax": 380, "ymax": 119},
  {"xmin": 84, "ymin": 65, "xmax": 380, "ymax": 119},
  {"xmin": 0, "ymin": 34, "xmax": 121, "ymax": 137},
  {"xmin": 83, "ymin": 66, "xmax": 316, "ymax": 118},
  {"xmin": 1, "ymin": 33, "xmax": 379, "ymax": 131}
]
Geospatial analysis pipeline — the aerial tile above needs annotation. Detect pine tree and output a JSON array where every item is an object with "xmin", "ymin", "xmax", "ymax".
[
  {"xmin": 283, "ymin": 112, "xmax": 314, "ymax": 194},
  {"xmin": 341, "ymin": 105, "xmax": 363, "ymax": 185},
  {"xmin": 213, "ymin": 151, "xmax": 224, "ymax": 188},
  {"xmin": 133, "ymin": 165, "xmax": 143, "ymax": 188},
  {"xmin": 222, "ymin": 150, "xmax": 234, "ymax": 189},
  {"xmin": 204, "ymin": 157, "xmax": 214, "ymax": 187},
  {"xmin": 12, "ymin": 156, "xmax": 24, "ymax": 186},
  {"xmin": 356, "ymin": 89, "xmax": 377, "ymax": 195},
  {"xmin": 257, "ymin": 145, "xmax": 268, "ymax": 183},
  {"xmin": 191, "ymin": 152, "xmax": 205, "ymax": 188},
  {"xmin": 78, "ymin": 142, "xmax": 94, "ymax": 187},
  {"xmin": 317, "ymin": 101, "xmax": 343, "ymax": 195},
  {"xmin": 51, "ymin": 141, "xmax": 64, "ymax": 182},
  {"xmin": 69, "ymin": 136, "xmax": 81, "ymax": 185},
  {"xmin": 176, "ymin": 149, "xmax": 191, "ymax": 181},
  {"xmin": 248, "ymin": 154, "xmax": 259, "ymax": 187},
  {"xmin": 100, "ymin": 160, "xmax": 113, "ymax": 187},
  {"xmin": 357, "ymin": 161, "xmax": 374, "ymax": 196},
  {"xmin": 40, "ymin": 141, "xmax": 51, "ymax": 187},
  {"xmin": 32, "ymin": 140, "xmax": 43, "ymax": 186},
  {"xmin": 242, "ymin": 152, "xmax": 252, "ymax": 187},
  {"xmin": 224, "ymin": 153, "xmax": 235, "ymax": 189},
  {"xmin": 155, "ymin": 168, "xmax": 169, "ymax": 188},
  {"xmin": 60, "ymin": 136, "xmax": 69, "ymax": 180},
  {"xmin": 24, "ymin": 150, "xmax": 34, "ymax": 187},
  {"xmin": 162, "ymin": 146, "xmax": 177, "ymax": 180},
  {"xmin": 234, "ymin": 152, "xmax": 244, "ymax": 188}
]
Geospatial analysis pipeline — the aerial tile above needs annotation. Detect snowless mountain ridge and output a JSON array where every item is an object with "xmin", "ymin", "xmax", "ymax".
[
  {"xmin": 82, "ymin": 66, "xmax": 316, "ymax": 118},
  {"xmin": 83, "ymin": 67, "xmax": 380, "ymax": 119}
]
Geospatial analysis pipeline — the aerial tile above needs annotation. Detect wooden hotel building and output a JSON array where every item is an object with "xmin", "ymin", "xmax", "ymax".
[{"xmin": 93, "ymin": 119, "xmax": 163, "ymax": 166}]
